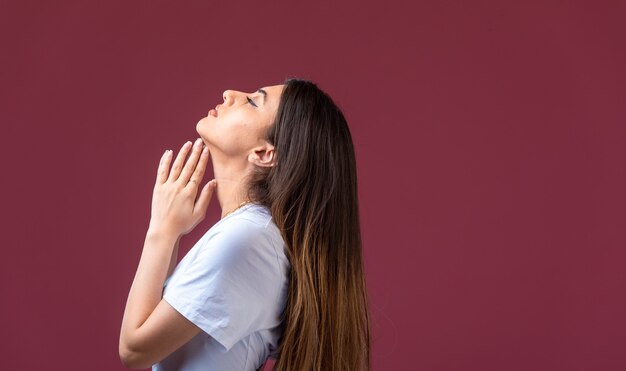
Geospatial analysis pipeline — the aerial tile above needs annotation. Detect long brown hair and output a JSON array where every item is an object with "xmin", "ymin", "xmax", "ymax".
[{"xmin": 246, "ymin": 79, "xmax": 371, "ymax": 371}]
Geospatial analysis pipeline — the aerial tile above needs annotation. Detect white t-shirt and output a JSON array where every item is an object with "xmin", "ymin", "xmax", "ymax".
[{"xmin": 152, "ymin": 203, "xmax": 290, "ymax": 371}]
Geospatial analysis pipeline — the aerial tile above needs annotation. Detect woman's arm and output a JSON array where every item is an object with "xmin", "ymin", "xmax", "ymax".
[
  {"xmin": 119, "ymin": 139, "xmax": 216, "ymax": 368},
  {"xmin": 119, "ymin": 229, "xmax": 177, "ymax": 351},
  {"xmin": 167, "ymin": 236, "xmax": 181, "ymax": 280},
  {"xmin": 119, "ymin": 229, "xmax": 201, "ymax": 368}
]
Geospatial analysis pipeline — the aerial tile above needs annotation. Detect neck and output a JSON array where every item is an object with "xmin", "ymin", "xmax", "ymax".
[{"xmin": 209, "ymin": 152, "xmax": 252, "ymax": 219}]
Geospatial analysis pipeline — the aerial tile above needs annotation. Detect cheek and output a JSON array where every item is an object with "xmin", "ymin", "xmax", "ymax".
[
  {"xmin": 222, "ymin": 113, "xmax": 254, "ymax": 139},
  {"xmin": 229, "ymin": 121, "xmax": 253, "ymax": 144},
  {"xmin": 210, "ymin": 117, "xmax": 251, "ymax": 152},
  {"xmin": 196, "ymin": 110, "xmax": 265, "ymax": 153}
]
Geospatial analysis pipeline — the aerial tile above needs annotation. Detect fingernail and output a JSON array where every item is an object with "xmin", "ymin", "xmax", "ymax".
[
  {"xmin": 202, "ymin": 146, "xmax": 208, "ymax": 155},
  {"xmin": 195, "ymin": 138, "xmax": 202, "ymax": 147}
]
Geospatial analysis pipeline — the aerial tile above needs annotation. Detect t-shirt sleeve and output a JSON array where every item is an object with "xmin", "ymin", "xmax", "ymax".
[{"xmin": 162, "ymin": 217, "xmax": 283, "ymax": 351}]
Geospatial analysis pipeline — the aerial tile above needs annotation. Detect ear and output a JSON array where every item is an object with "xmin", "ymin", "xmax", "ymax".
[{"xmin": 249, "ymin": 142, "xmax": 276, "ymax": 168}]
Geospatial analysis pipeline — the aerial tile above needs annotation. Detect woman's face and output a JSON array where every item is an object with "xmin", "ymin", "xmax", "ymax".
[{"xmin": 196, "ymin": 84, "xmax": 284, "ymax": 165}]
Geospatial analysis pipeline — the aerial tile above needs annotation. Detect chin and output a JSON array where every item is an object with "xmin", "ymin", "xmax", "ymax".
[
  {"xmin": 195, "ymin": 119, "xmax": 206, "ymax": 135},
  {"xmin": 196, "ymin": 117, "xmax": 215, "ymax": 147}
]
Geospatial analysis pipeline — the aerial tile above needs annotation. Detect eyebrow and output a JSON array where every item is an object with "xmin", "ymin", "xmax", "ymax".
[{"xmin": 257, "ymin": 89, "xmax": 267, "ymax": 105}]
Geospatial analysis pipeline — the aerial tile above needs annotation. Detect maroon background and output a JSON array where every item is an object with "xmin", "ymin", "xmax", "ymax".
[{"xmin": 1, "ymin": 1, "xmax": 625, "ymax": 370}]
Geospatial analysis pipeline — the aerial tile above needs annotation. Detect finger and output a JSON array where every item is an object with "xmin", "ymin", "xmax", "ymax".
[
  {"xmin": 156, "ymin": 150, "xmax": 172, "ymax": 184},
  {"xmin": 178, "ymin": 138, "xmax": 204, "ymax": 185},
  {"xmin": 186, "ymin": 145, "xmax": 210, "ymax": 190},
  {"xmin": 168, "ymin": 141, "xmax": 192, "ymax": 182},
  {"xmin": 193, "ymin": 179, "xmax": 217, "ymax": 218}
]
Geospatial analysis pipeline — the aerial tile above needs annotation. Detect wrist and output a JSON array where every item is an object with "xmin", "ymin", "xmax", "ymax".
[{"xmin": 145, "ymin": 227, "xmax": 180, "ymax": 244}]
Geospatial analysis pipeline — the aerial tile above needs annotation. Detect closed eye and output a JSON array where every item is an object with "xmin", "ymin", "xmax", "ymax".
[{"xmin": 247, "ymin": 97, "xmax": 258, "ymax": 107}]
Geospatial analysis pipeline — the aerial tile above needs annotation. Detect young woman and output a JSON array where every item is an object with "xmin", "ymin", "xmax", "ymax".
[{"xmin": 119, "ymin": 79, "xmax": 371, "ymax": 371}]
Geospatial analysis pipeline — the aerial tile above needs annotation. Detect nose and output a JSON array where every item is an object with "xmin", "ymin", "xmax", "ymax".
[
  {"xmin": 222, "ymin": 89, "xmax": 246, "ymax": 106},
  {"xmin": 222, "ymin": 90, "xmax": 238, "ymax": 105}
]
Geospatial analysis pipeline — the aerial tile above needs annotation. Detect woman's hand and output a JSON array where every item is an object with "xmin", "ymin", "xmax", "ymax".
[{"xmin": 148, "ymin": 138, "xmax": 217, "ymax": 237}]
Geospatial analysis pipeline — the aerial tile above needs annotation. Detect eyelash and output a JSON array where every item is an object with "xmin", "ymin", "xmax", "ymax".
[{"xmin": 247, "ymin": 97, "xmax": 258, "ymax": 107}]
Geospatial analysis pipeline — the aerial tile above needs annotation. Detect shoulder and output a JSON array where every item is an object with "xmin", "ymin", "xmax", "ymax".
[
  {"xmin": 215, "ymin": 204, "xmax": 280, "ymax": 241},
  {"xmin": 213, "ymin": 204, "xmax": 273, "ymax": 239},
  {"xmin": 201, "ymin": 204, "xmax": 281, "ymax": 262},
  {"xmin": 232, "ymin": 203, "xmax": 273, "ymax": 228}
]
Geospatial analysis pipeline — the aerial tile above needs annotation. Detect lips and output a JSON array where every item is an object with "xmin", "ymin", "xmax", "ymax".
[{"xmin": 209, "ymin": 104, "xmax": 221, "ymax": 118}]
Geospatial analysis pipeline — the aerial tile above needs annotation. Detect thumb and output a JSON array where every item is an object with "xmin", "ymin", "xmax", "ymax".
[{"xmin": 193, "ymin": 179, "xmax": 217, "ymax": 217}]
